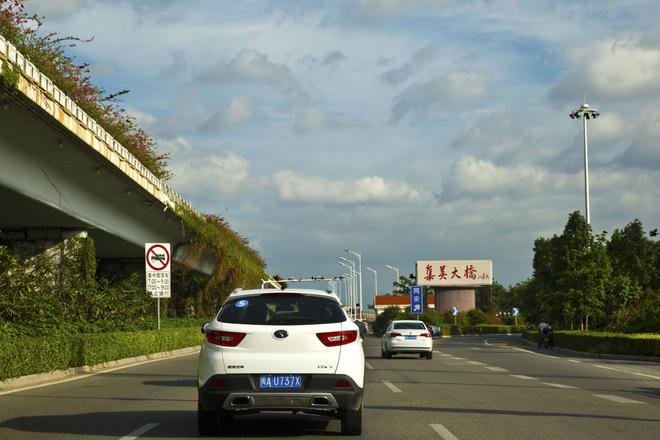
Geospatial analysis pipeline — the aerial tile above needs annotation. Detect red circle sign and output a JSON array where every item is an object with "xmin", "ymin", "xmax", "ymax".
[{"xmin": 146, "ymin": 244, "xmax": 170, "ymax": 271}]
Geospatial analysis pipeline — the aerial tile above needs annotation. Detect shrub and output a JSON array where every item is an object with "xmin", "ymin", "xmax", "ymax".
[
  {"xmin": 372, "ymin": 306, "xmax": 404, "ymax": 336},
  {"xmin": 522, "ymin": 330, "xmax": 660, "ymax": 357},
  {"xmin": 0, "ymin": 325, "xmax": 203, "ymax": 381}
]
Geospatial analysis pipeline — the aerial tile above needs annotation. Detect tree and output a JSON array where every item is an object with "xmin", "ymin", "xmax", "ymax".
[{"xmin": 607, "ymin": 219, "xmax": 657, "ymax": 291}]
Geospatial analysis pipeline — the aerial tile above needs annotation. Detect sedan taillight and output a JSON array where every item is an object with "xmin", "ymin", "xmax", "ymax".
[
  {"xmin": 316, "ymin": 330, "xmax": 358, "ymax": 347},
  {"xmin": 420, "ymin": 332, "xmax": 432, "ymax": 338},
  {"xmin": 206, "ymin": 330, "xmax": 246, "ymax": 347},
  {"xmin": 389, "ymin": 332, "xmax": 402, "ymax": 337}
]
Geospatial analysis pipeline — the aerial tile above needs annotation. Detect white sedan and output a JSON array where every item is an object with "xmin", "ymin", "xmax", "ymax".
[{"xmin": 381, "ymin": 320, "xmax": 433, "ymax": 359}]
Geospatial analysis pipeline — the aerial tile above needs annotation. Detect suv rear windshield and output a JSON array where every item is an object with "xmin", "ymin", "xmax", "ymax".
[
  {"xmin": 393, "ymin": 322, "xmax": 427, "ymax": 330},
  {"xmin": 218, "ymin": 294, "xmax": 347, "ymax": 325}
]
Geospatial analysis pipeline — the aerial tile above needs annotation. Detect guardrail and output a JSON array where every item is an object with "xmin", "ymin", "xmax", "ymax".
[{"xmin": 0, "ymin": 33, "xmax": 197, "ymax": 216}]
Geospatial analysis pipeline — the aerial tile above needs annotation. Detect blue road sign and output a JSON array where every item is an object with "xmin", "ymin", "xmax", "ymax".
[
  {"xmin": 410, "ymin": 285, "xmax": 423, "ymax": 314},
  {"xmin": 512, "ymin": 307, "xmax": 520, "ymax": 317},
  {"xmin": 451, "ymin": 306, "xmax": 459, "ymax": 316}
]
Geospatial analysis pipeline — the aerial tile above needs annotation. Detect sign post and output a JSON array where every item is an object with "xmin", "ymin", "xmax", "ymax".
[
  {"xmin": 512, "ymin": 307, "xmax": 519, "ymax": 326},
  {"xmin": 410, "ymin": 285, "xmax": 423, "ymax": 319},
  {"xmin": 451, "ymin": 306, "xmax": 459, "ymax": 325},
  {"xmin": 145, "ymin": 243, "xmax": 171, "ymax": 330}
]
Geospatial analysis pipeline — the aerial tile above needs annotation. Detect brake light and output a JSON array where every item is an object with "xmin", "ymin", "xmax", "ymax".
[
  {"xmin": 334, "ymin": 379, "xmax": 352, "ymax": 388},
  {"xmin": 389, "ymin": 332, "xmax": 401, "ymax": 337},
  {"xmin": 420, "ymin": 332, "xmax": 432, "ymax": 338},
  {"xmin": 206, "ymin": 330, "xmax": 246, "ymax": 347},
  {"xmin": 316, "ymin": 330, "xmax": 358, "ymax": 347}
]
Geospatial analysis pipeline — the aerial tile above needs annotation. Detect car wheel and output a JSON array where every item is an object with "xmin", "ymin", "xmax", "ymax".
[
  {"xmin": 197, "ymin": 402, "xmax": 217, "ymax": 436},
  {"xmin": 419, "ymin": 353, "xmax": 426, "ymax": 359},
  {"xmin": 426, "ymin": 351, "xmax": 433, "ymax": 360},
  {"xmin": 341, "ymin": 404, "xmax": 363, "ymax": 436},
  {"xmin": 381, "ymin": 348, "xmax": 386, "ymax": 358},
  {"xmin": 217, "ymin": 409, "xmax": 233, "ymax": 435},
  {"xmin": 385, "ymin": 350, "xmax": 392, "ymax": 359}
]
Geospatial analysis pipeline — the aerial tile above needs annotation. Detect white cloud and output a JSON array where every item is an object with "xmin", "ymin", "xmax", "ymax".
[
  {"xmin": 550, "ymin": 35, "xmax": 660, "ymax": 103},
  {"xmin": 172, "ymin": 151, "xmax": 252, "ymax": 196},
  {"xmin": 391, "ymin": 71, "xmax": 489, "ymax": 122},
  {"xmin": 200, "ymin": 96, "xmax": 255, "ymax": 132},
  {"xmin": 292, "ymin": 107, "xmax": 365, "ymax": 134},
  {"xmin": 272, "ymin": 171, "xmax": 425, "ymax": 205},
  {"xmin": 26, "ymin": 0, "xmax": 84, "ymax": 20},
  {"xmin": 439, "ymin": 156, "xmax": 575, "ymax": 202},
  {"xmin": 349, "ymin": 0, "xmax": 448, "ymax": 22}
]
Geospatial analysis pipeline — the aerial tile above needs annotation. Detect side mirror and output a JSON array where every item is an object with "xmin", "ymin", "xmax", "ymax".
[{"xmin": 201, "ymin": 321, "xmax": 209, "ymax": 334}]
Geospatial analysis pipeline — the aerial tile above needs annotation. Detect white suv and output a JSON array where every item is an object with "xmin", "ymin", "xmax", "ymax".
[{"xmin": 197, "ymin": 288, "xmax": 365, "ymax": 436}]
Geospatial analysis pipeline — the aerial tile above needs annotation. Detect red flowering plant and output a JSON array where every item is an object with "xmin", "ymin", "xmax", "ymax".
[{"xmin": 0, "ymin": 0, "xmax": 171, "ymax": 180}]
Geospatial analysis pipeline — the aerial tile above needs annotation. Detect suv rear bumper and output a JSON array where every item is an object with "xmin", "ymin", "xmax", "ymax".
[{"xmin": 199, "ymin": 374, "xmax": 363, "ymax": 414}]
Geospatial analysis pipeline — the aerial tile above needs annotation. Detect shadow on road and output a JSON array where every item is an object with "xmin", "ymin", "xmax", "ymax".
[
  {"xmin": 0, "ymin": 410, "xmax": 338, "ymax": 438},
  {"xmin": 143, "ymin": 379, "xmax": 197, "ymax": 387}
]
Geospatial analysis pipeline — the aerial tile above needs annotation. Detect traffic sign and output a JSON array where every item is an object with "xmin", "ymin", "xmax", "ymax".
[
  {"xmin": 145, "ymin": 243, "xmax": 171, "ymax": 298},
  {"xmin": 410, "ymin": 285, "xmax": 423, "ymax": 314},
  {"xmin": 451, "ymin": 306, "xmax": 459, "ymax": 316},
  {"xmin": 512, "ymin": 307, "xmax": 520, "ymax": 317}
]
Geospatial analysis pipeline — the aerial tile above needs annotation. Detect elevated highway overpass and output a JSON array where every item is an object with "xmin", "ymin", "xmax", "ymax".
[{"xmin": 0, "ymin": 34, "xmax": 213, "ymax": 274}]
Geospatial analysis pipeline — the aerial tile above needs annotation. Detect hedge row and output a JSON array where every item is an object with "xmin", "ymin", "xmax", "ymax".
[
  {"xmin": 522, "ymin": 330, "xmax": 660, "ymax": 357},
  {"xmin": 0, "ymin": 327, "xmax": 202, "ymax": 381}
]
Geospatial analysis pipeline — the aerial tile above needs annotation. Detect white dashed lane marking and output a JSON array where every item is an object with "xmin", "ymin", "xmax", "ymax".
[
  {"xmin": 365, "ymin": 362, "xmax": 374, "ymax": 370},
  {"xmin": 382, "ymin": 380, "xmax": 402, "ymax": 393},
  {"xmin": 450, "ymin": 357, "xmax": 465, "ymax": 361},
  {"xmin": 466, "ymin": 361, "xmax": 486, "ymax": 366},
  {"xmin": 594, "ymin": 364, "xmax": 618, "ymax": 371},
  {"xmin": 120, "ymin": 423, "xmax": 159, "ymax": 440},
  {"xmin": 543, "ymin": 382, "xmax": 579, "ymax": 389},
  {"xmin": 634, "ymin": 373, "xmax": 660, "ymax": 380},
  {"xmin": 485, "ymin": 366, "xmax": 509, "ymax": 372},
  {"xmin": 509, "ymin": 374, "xmax": 538, "ymax": 380},
  {"xmin": 568, "ymin": 359, "xmax": 582, "ymax": 363},
  {"xmin": 593, "ymin": 394, "xmax": 646, "ymax": 404},
  {"xmin": 430, "ymin": 423, "xmax": 460, "ymax": 440}
]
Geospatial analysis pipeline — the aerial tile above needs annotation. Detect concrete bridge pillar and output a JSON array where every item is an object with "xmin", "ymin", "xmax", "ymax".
[
  {"xmin": 0, "ymin": 228, "xmax": 89, "ymax": 262},
  {"xmin": 435, "ymin": 288, "xmax": 476, "ymax": 313}
]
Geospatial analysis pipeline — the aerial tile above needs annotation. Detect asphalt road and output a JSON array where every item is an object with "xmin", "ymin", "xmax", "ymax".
[{"xmin": 1, "ymin": 334, "xmax": 659, "ymax": 439}]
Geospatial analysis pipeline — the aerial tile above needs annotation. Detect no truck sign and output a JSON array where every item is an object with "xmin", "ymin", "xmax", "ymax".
[{"xmin": 145, "ymin": 243, "xmax": 171, "ymax": 298}]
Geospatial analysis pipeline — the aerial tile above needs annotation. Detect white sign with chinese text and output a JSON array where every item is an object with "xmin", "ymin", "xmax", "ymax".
[
  {"xmin": 145, "ymin": 243, "xmax": 171, "ymax": 298},
  {"xmin": 416, "ymin": 260, "xmax": 492, "ymax": 286}
]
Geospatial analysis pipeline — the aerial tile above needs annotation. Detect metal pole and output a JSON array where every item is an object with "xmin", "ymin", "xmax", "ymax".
[
  {"xmin": 157, "ymin": 297, "xmax": 161, "ymax": 330},
  {"xmin": 366, "ymin": 267, "xmax": 377, "ymax": 316},
  {"xmin": 356, "ymin": 254, "xmax": 363, "ymax": 320},
  {"xmin": 583, "ymin": 116, "xmax": 591, "ymax": 225}
]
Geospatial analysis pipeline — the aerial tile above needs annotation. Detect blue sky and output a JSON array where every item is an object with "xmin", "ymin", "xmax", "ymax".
[{"xmin": 26, "ymin": 0, "xmax": 660, "ymax": 292}]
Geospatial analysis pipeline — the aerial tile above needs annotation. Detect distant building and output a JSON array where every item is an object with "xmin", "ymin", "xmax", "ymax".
[{"xmin": 373, "ymin": 294, "xmax": 435, "ymax": 315}]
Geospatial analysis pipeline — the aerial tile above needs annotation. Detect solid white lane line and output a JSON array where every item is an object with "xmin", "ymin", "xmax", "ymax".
[
  {"xmin": 485, "ymin": 367, "xmax": 509, "ymax": 372},
  {"xmin": 593, "ymin": 394, "xmax": 646, "ymax": 404},
  {"xmin": 634, "ymin": 373, "xmax": 660, "ymax": 380},
  {"xmin": 120, "ymin": 423, "xmax": 159, "ymax": 440},
  {"xmin": 365, "ymin": 362, "xmax": 374, "ymax": 370},
  {"xmin": 567, "ymin": 359, "xmax": 582, "ymax": 363},
  {"xmin": 509, "ymin": 375, "xmax": 538, "ymax": 380},
  {"xmin": 430, "ymin": 423, "xmax": 459, "ymax": 440},
  {"xmin": 450, "ymin": 357, "xmax": 465, "ymax": 361},
  {"xmin": 465, "ymin": 361, "xmax": 486, "ymax": 365},
  {"xmin": 512, "ymin": 347, "xmax": 558, "ymax": 359},
  {"xmin": 543, "ymin": 382, "xmax": 579, "ymax": 389},
  {"xmin": 470, "ymin": 347, "xmax": 481, "ymax": 350},
  {"xmin": 594, "ymin": 365, "xmax": 617, "ymax": 371},
  {"xmin": 382, "ymin": 380, "xmax": 402, "ymax": 393}
]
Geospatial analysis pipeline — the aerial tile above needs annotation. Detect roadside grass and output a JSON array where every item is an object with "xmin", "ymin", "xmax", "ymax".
[{"xmin": 522, "ymin": 330, "xmax": 660, "ymax": 357}]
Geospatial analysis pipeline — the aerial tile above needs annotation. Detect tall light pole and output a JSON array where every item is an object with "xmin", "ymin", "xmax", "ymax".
[
  {"xmin": 365, "ymin": 266, "xmax": 377, "ymax": 315},
  {"xmin": 345, "ymin": 249, "xmax": 363, "ymax": 320},
  {"xmin": 385, "ymin": 264, "xmax": 400, "ymax": 293},
  {"xmin": 570, "ymin": 103, "xmax": 600, "ymax": 225},
  {"xmin": 339, "ymin": 256, "xmax": 357, "ymax": 314},
  {"xmin": 339, "ymin": 261, "xmax": 355, "ymax": 318}
]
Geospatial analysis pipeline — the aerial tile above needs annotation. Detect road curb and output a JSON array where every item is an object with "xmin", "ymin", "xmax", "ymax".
[
  {"xmin": 519, "ymin": 336, "xmax": 660, "ymax": 363},
  {"xmin": 0, "ymin": 345, "xmax": 201, "ymax": 393}
]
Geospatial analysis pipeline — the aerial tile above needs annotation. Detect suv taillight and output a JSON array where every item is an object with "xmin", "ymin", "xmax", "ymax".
[
  {"xmin": 206, "ymin": 330, "xmax": 246, "ymax": 347},
  {"xmin": 316, "ymin": 330, "xmax": 358, "ymax": 347}
]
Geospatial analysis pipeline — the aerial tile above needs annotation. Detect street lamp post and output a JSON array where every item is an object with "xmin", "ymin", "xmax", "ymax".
[
  {"xmin": 345, "ymin": 249, "xmax": 363, "ymax": 320},
  {"xmin": 570, "ymin": 103, "xmax": 600, "ymax": 225},
  {"xmin": 340, "ymin": 257, "xmax": 357, "ymax": 315},
  {"xmin": 339, "ymin": 261, "xmax": 355, "ymax": 318},
  {"xmin": 365, "ymin": 266, "xmax": 377, "ymax": 315},
  {"xmin": 385, "ymin": 264, "xmax": 400, "ymax": 293}
]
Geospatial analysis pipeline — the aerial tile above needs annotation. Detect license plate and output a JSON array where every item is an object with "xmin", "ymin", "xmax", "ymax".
[
  {"xmin": 259, "ymin": 375, "xmax": 303, "ymax": 389},
  {"xmin": 405, "ymin": 335, "xmax": 417, "ymax": 340}
]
